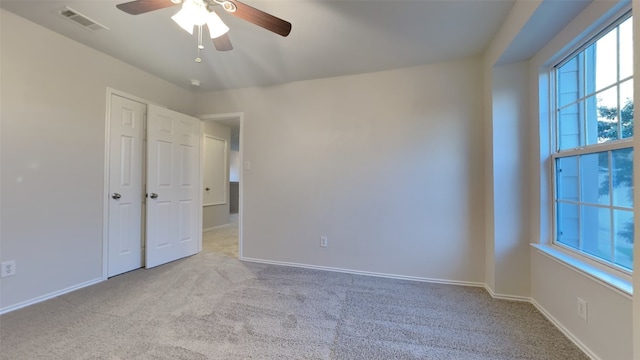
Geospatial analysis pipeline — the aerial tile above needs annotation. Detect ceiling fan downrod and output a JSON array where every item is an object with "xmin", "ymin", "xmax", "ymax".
[{"xmin": 195, "ymin": 25, "xmax": 204, "ymax": 63}]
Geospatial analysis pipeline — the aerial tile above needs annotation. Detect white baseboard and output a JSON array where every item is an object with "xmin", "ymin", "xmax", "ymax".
[
  {"xmin": 530, "ymin": 299, "xmax": 600, "ymax": 360},
  {"xmin": 484, "ymin": 284, "xmax": 531, "ymax": 302},
  {"xmin": 0, "ymin": 277, "xmax": 104, "ymax": 315},
  {"xmin": 240, "ymin": 256, "xmax": 486, "ymax": 288}
]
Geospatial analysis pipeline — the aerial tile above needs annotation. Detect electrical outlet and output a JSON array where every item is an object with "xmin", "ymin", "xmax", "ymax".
[
  {"xmin": 577, "ymin": 297, "xmax": 588, "ymax": 322},
  {"xmin": 320, "ymin": 236, "xmax": 328, "ymax": 248},
  {"xmin": 1, "ymin": 260, "xmax": 16, "ymax": 278}
]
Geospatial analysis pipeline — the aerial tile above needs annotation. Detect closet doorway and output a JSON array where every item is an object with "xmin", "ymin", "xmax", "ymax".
[{"xmin": 104, "ymin": 89, "xmax": 203, "ymax": 277}]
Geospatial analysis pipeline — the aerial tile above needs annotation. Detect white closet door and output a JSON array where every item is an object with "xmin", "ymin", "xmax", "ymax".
[
  {"xmin": 107, "ymin": 95, "xmax": 146, "ymax": 277},
  {"xmin": 146, "ymin": 104, "xmax": 202, "ymax": 268}
]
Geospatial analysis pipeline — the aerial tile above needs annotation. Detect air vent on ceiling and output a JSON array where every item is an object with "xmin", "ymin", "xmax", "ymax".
[{"xmin": 58, "ymin": 7, "xmax": 109, "ymax": 31}]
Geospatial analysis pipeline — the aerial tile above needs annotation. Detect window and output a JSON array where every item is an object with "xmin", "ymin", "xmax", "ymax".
[{"xmin": 553, "ymin": 13, "xmax": 634, "ymax": 272}]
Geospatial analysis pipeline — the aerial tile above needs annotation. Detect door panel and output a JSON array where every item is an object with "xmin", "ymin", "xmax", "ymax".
[
  {"xmin": 179, "ymin": 200, "xmax": 193, "ymax": 241},
  {"xmin": 156, "ymin": 141, "xmax": 173, "ymax": 185},
  {"xmin": 108, "ymin": 95, "xmax": 146, "ymax": 277},
  {"xmin": 146, "ymin": 105, "xmax": 201, "ymax": 268}
]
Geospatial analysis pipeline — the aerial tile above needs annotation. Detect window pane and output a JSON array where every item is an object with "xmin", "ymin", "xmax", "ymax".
[
  {"xmin": 557, "ymin": 202, "xmax": 579, "ymax": 249},
  {"xmin": 556, "ymin": 156, "xmax": 579, "ymax": 201},
  {"xmin": 596, "ymin": 87, "xmax": 619, "ymax": 144},
  {"xmin": 580, "ymin": 152, "xmax": 609, "ymax": 205},
  {"xmin": 558, "ymin": 56, "xmax": 581, "ymax": 108},
  {"xmin": 584, "ymin": 95, "xmax": 598, "ymax": 144},
  {"xmin": 591, "ymin": 29, "xmax": 617, "ymax": 92},
  {"xmin": 612, "ymin": 148, "xmax": 634, "ymax": 208},
  {"xmin": 581, "ymin": 205, "xmax": 612, "ymax": 261},
  {"xmin": 620, "ymin": 17, "xmax": 633, "ymax": 80},
  {"xmin": 558, "ymin": 103, "xmax": 582, "ymax": 150},
  {"xmin": 613, "ymin": 209, "xmax": 633, "ymax": 270},
  {"xmin": 620, "ymin": 79, "xmax": 634, "ymax": 139}
]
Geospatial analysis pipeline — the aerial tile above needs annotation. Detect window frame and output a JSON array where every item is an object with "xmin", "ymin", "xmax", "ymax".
[{"xmin": 550, "ymin": 11, "xmax": 634, "ymax": 276}]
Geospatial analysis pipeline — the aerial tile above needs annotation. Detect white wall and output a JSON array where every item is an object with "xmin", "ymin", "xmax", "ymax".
[
  {"xmin": 531, "ymin": 250, "xmax": 633, "ymax": 359},
  {"xmin": 195, "ymin": 58, "xmax": 486, "ymax": 283},
  {"xmin": 202, "ymin": 121, "xmax": 231, "ymax": 230},
  {"xmin": 482, "ymin": 0, "xmax": 541, "ymax": 298},
  {"xmin": 482, "ymin": 56, "xmax": 496, "ymax": 293},
  {"xmin": 490, "ymin": 61, "xmax": 531, "ymax": 297},
  {"xmin": 0, "ymin": 9, "xmax": 195, "ymax": 311}
]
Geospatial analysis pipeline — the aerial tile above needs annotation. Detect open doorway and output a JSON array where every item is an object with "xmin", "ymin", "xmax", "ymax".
[{"xmin": 200, "ymin": 113, "xmax": 243, "ymax": 259}]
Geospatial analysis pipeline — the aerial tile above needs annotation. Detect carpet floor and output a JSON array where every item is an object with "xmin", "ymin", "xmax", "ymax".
[{"xmin": 0, "ymin": 225, "xmax": 589, "ymax": 359}]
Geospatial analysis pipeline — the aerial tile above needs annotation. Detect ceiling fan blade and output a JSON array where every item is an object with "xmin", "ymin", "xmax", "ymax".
[
  {"xmin": 213, "ymin": 33, "xmax": 233, "ymax": 51},
  {"xmin": 116, "ymin": 0, "xmax": 178, "ymax": 15},
  {"xmin": 224, "ymin": 0, "xmax": 292, "ymax": 37}
]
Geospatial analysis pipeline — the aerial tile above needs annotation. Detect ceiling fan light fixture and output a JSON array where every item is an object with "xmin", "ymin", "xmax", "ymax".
[
  {"xmin": 116, "ymin": 0, "xmax": 292, "ymax": 52},
  {"xmin": 171, "ymin": 0, "xmax": 209, "ymax": 34},
  {"xmin": 171, "ymin": 7, "xmax": 195, "ymax": 34},
  {"xmin": 206, "ymin": 11, "xmax": 229, "ymax": 39}
]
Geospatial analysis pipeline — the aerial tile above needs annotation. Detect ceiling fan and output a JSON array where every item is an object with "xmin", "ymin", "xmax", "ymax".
[{"xmin": 115, "ymin": 0, "xmax": 292, "ymax": 51}]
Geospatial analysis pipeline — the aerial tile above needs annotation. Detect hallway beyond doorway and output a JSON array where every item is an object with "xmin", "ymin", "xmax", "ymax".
[{"xmin": 202, "ymin": 217, "xmax": 238, "ymax": 258}]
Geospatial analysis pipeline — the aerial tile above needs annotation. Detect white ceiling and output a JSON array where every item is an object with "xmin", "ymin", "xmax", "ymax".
[{"xmin": 1, "ymin": 0, "xmax": 519, "ymax": 92}]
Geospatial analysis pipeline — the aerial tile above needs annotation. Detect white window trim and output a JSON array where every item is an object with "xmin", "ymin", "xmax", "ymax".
[{"xmin": 554, "ymin": 138, "xmax": 634, "ymax": 156}]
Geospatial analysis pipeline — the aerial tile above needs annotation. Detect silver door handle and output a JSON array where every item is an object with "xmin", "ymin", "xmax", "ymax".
[
  {"xmin": 112, "ymin": 193, "xmax": 121, "ymax": 200},
  {"xmin": 149, "ymin": 193, "xmax": 158, "ymax": 199}
]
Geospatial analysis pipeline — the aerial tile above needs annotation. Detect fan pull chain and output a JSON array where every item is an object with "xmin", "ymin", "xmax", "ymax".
[{"xmin": 195, "ymin": 25, "xmax": 204, "ymax": 63}]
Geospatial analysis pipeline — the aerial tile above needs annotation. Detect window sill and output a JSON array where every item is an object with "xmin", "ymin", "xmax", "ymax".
[{"xmin": 531, "ymin": 243, "xmax": 633, "ymax": 298}]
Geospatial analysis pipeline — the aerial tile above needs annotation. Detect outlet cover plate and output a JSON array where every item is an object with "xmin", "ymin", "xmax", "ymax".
[
  {"xmin": 320, "ymin": 236, "xmax": 328, "ymax": 248},
  {"xmin": 577, "ymin": 297, "xmax": 588, "ymax": 321},
  {"xmin": 1, "ymin": 260, "xmax": 16, "ymax": 277}
]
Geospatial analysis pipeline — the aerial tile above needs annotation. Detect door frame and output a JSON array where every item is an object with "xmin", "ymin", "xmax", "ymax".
[{"xmin": 198, "ymin": 112, "xmax": 244, "ymax": 259}]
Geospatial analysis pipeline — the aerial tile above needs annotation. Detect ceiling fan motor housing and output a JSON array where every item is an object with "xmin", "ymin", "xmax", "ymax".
[{"xmin": 222, "ymin": 1, "xmax": 237, "ymax": 13}]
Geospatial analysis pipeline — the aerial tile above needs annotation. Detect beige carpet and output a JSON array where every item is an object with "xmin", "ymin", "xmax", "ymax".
[{"xmin": 0, "ymin": 224, "xmax": 589, "ymax": 359}]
